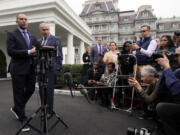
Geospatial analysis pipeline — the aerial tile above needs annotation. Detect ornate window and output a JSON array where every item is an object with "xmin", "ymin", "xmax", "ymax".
[
  {"xmin": 159, "ymin": 24, "xmax": 164, "ymax": 30},
  {"xmin": 102, "ymin": 24, "xmax": 107, "ymax": 30},
  {"xmin": 95, "ymin": 3, "xmax": 101, "ymax": 10},
  {"xmin": 142, "ymin": 11, "xmax": 149, "ymax": 18},
  {"xmin": 172, "ymin": 23, "xmax": 178, "ymax": 29},
  {"xmin": 124, "ymin": 17, "xmax": 129, "ymax": 22}
]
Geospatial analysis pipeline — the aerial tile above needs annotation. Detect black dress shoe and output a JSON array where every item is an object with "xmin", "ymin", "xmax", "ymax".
[{"xmin": 21, "ymin": 119, "xmax": 30, "ymax": 132}]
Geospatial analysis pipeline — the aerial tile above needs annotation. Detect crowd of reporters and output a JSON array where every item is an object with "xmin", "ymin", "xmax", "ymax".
[{"xmin": 81, "ymin": 25, "xmax": 180, "ymax": 135}]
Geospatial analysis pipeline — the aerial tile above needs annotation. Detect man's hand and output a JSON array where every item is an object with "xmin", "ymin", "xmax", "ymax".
[
  {"xmin": 128, "ymin": 78, "xmax": 142, "ymax": 92},
  {"xmin": 132, "ymin": 44, "xmax": 140, "ymax": 50},
  {"xmin": 30, "ymin": 46, "xmax": 36, "ymax": 55},
  {"xmin": 156, "ymin": 55, "xmax": 170, "ymax": 70}
]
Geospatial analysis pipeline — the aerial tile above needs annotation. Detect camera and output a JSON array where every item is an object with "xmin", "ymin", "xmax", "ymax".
[
  {"xmin": 127, "ymin": 127, "xmax": 152, "ymax": 135},
  {"xmin": 152, "ymin": 51, "xmax": 176, "ymax": 61}
]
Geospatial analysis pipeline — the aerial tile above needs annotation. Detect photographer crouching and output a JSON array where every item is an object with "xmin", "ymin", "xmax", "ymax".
[
  {"xmin": 155, "ymin": 47, "xmax": 180, "ymax": 135},
  {"xmin": 128, "ymin": 66, "xmax": 159, "ymax": 119}
]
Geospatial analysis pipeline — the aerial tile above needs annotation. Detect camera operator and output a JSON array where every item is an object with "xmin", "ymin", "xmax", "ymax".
[
  {"xmin": 155, "ymin": 47, "xmax": 180, "ymax": 135},
  {"xmin": 120, "ymin": 41, "xmax": 136, "ymax": 75},
  {"xmin": 128, "ymin": 66, "xmax": 159, "ymax": 119},
  {"xmin": 38, "ymin": 22, "xmax": 63, "ymax": 117},
  {"xmin": 152, "ymin": 35, "xmax": 176, "ymax": 72},
  {"xmin": 132, "ymin": 25, "xmax": 157, "ymax": 68},
  {"xmin": 87, "ymin": 61, "xmax": 104, "ymax": 100}
]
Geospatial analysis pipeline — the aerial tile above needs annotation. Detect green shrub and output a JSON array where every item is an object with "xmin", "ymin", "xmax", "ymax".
[
  {"xmin": 55, "ymin": 64, "xmax": 83, "ymax": 89},
  {"xmin": 0, "ymin": 50, "xmax": 7, "ymax": 78}
]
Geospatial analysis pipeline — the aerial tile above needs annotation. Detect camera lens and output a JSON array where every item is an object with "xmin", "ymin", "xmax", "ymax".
[{"xmin": 127, "ymin": 127, "xmax": 138, "ymax": 135}]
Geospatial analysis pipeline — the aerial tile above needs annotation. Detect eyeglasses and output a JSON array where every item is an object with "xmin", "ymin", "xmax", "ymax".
[{"xmin": 140, "ymin": 30, "xmax": 148, "ymax": 33}]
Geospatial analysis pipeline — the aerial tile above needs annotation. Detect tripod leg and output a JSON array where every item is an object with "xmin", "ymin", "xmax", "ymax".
[
  {"xmin": 42, "ymin": 105, "xmax": 49, "ymax": 134},
  {"xmin": 16, "ymin": 107, "xmax": 42, "ymax": 135},
  {"xmin": 53, "ymin": 111, "xmax": 69, "ymax": 128}
]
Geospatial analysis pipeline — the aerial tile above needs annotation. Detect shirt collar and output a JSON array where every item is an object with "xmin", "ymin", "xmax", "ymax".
[
  {"xmin": 17, "ymin": 27, "xmax": 27, "ymax": 33},
  {"xmin": 43, "ymin": 34, "xmax": 51, "ymax": 40}
]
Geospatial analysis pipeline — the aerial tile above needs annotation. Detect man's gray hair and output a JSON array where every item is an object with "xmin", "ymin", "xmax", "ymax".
[
  {"xmin": 39, "ymin": 22, "xmax": 50, "ymax": 29},
  {"xmin": 140, "ymin": 65, "xmax": 158, "ymax": 77}
]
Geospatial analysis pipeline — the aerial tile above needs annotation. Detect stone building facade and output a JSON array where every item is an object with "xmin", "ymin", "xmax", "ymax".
[{"xmin": 80, "ymin": 0, "xmax": 180, "ymax": 46}]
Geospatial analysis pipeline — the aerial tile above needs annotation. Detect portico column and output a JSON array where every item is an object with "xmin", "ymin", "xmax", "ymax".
[
  {"xmin": 67, "ymin": 33, "xmax": 74, "ymax": 64},
  {"xmin": 48, "ymin": 22, "xmax": 56, "ymax": 35},
  {"xmin": 79, "ymin": 41, "xmax": 85, "ymax": 64}
]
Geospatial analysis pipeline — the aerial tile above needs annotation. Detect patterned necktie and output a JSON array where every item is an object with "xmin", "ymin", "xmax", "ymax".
[
  {"xmin": 99, "ymin": 45, "xmax": 102, "ymax": 55},
  {"xmin": 23, "ymin": 31, "xmax": 30, "ymax": 48},
  {"xmin": 42, "ymin": 37, "xmax": 47, "ymax": 46}
]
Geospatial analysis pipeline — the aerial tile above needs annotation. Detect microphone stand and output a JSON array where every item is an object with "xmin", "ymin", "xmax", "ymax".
[{"xmin": 16, "ymin": 45, "xmax": 68, "ymax": 135}]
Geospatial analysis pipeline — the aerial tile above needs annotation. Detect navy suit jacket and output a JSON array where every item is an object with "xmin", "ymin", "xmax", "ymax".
[
  {"xmin": 90, "ymin": 44, "xmax": 107, "ymax": 63},
  {"xmin": 39, "ymin": 35, "xmax": 63, "ymax": 70},
  {"xmin": 6, "ymin": 28, "xmax": 37, "ymax": 75}
]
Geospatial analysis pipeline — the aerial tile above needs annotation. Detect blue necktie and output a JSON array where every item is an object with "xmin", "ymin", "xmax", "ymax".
[{"xmin": 23, "ymin": 31, "xmax": 30, "ymax": 48}]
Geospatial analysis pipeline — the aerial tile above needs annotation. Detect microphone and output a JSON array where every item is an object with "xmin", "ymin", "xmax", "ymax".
[
  {"xmin": 78, "ymin": 84, "xmax": 91, "ymax": 104},
  {"xmin": 56, "ymin": 40, "xmax": 60, "ymax": 57},
  {"xmin": 63, "ymin": 72, "xmax": 74, "ymax": 97}
]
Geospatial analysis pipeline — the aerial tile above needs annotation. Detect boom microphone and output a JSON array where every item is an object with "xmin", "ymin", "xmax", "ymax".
[
  {"xmin": 63, "ymin": 72, "xmax": 74, "ymax": 97},
  {"xmin": 78, "ymin": 84, "xmax": 91, "ymax": 104}
]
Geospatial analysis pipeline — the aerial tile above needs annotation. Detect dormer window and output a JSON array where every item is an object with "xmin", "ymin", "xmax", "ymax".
[
  {"xmin": 95, "ymin": 3, "xmax": 101, "ymax": 10},
  {"xmin": 172, "ymin": 23, "xmax": 178, "ymax": 29},
  {"xmin": 124, "ymin": 17, "xmax": 129, "ymax": 22},
  {"xmin": 142, "ymin": 11, "xmax": 149, "ymax": 17}
]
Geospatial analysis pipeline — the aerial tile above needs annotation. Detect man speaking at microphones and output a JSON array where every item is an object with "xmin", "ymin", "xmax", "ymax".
[{"xmin": 39, "ymin": 22, "xmax": 63, "ymax": 117}]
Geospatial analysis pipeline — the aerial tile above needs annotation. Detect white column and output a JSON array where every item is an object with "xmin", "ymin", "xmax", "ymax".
[
  {"xmin": 79, "ymin": 41, "xmax": 85, "ymax": 64},
  {"xmin": 49, "ymin": 22, "xmax": 56, "ymax": 35},
  {"xmin": 67, "ymin": 33, "xmax": 74, "ymax": 64}
]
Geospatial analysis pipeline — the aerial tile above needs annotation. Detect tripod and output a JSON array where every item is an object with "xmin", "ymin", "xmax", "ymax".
[{"xmin": 16, "ymin": 45, "xmax": 68, "ymax": 135}]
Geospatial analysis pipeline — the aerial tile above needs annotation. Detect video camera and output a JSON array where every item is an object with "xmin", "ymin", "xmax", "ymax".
[
  {"xmin": 127, "ymin": 127, "xmax": 152, "ymax": 135},
  {"xmin": 152, "ymin": 51, "xmax": 176, "ymax": 62}
]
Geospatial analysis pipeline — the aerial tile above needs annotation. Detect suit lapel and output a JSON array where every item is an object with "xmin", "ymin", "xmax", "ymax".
[
  {"xmin": 28, "ymin": 32, "xmax": 33, "ymax": 49},
  {"xmin": 15, "ymin": 28, "xmax": 28, "ymax": 49},
  {"xmin": 95, "ymin": 45, "xmax": 98, "ymax": 54},
  {"xmin": 46, "ymin": 35, "xmax": 53, "ymax": 46}
]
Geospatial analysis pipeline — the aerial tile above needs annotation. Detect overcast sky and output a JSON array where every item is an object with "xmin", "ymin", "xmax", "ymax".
[{"xmin": 65, "ymin": 0, "xmax": 180, "ymax": 18}]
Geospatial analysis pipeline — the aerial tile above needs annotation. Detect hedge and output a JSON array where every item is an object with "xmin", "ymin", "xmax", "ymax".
[
  {"xmin": 0, "ymin": 50, "xmax": 7, "ymax": 78},
  {"xmin": 55, "ymin": 64, "xmax": 83, "ymax": 89}
]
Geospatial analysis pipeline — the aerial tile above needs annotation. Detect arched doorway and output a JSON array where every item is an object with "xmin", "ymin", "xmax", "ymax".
[{"xmin": 0, "ymin": 49, "xmax": 7, "ymax": 78}]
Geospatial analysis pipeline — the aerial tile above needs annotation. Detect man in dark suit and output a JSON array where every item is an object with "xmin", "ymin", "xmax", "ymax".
[
  {"xmin": 90, "ymin": 37, "xmax": 107, "ymax": 63},
  {"xmin": 39, "ymin": 23, "xmax": 63, "ymax": 116},
  {"xmin": 7, "ymin": 14, "xmax": 37, "ymax": 132}
]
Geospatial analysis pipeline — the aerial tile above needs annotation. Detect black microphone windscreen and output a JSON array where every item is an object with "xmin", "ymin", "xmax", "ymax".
[{"xmin": 63, "ymin": 72, "xmax": 73, "ymax": 87}]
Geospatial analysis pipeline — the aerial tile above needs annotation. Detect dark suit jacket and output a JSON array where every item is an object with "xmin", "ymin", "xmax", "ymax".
[
  {"xmin": 39, "ymin": 35, "xmax": 63, "ymax": 70},
  {"xmin": 90, "ymin": 44, "xmax": 107, "ymax": 63},
  {"xmin": 6, "ymin": 28, "xmax": 37, "ymax": 75}
]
